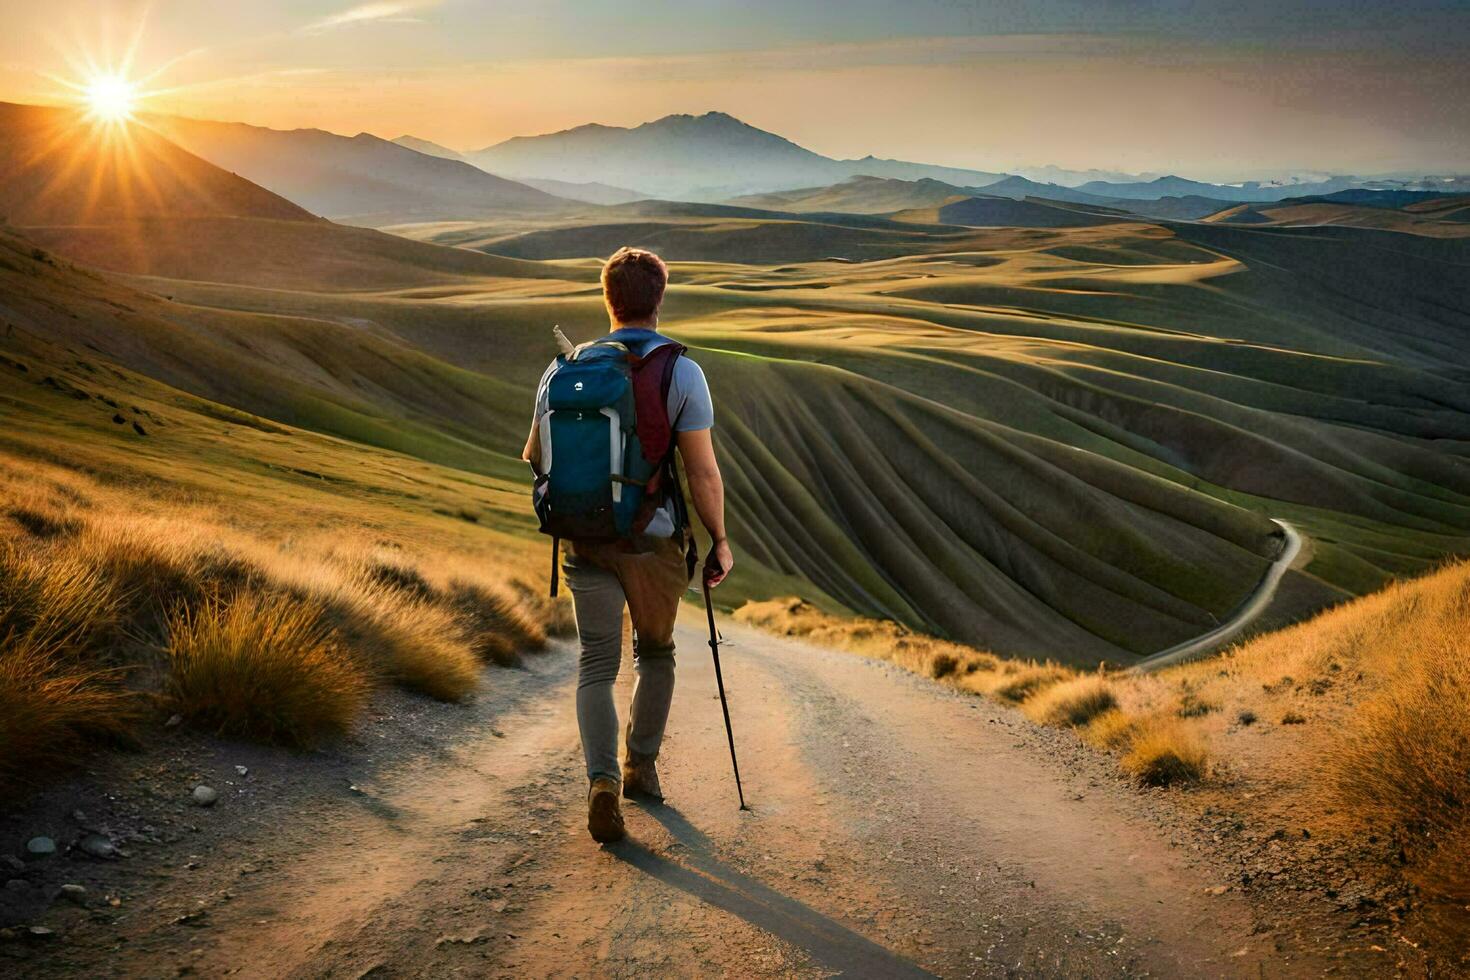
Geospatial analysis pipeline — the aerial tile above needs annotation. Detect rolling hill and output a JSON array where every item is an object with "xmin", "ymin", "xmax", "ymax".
[
  {"xmin": 439, "ymin": 211, "xmax": 994, "ymax": 264},
  {"xmin": 893, "ymin": 196, "xmax": 1126, "ymax": 228},
  {"xmin": 466, "ymin": 111, "xmax": 1006, "ymax": 202},
  {"xmin": 5, "ymin": 99, "xmax": 1470, "ymax": 666},
  {"xmin": 147, "ymin": 115, "xmax": 568, "ymax": 224},
  {"xmin": 725, "ymin": 175, "xmax": 1227, "ymax": 223},
  {"xmin": 728, "ymin": 175, "xmax": 987, "ymax": 214},
  {"xmin": 1202, "ymin": 194, "xmax": 1470, "ymax": 237},
  {"xmin": 515, "ymin": 177, "xmax": 646, "ymax": 205}
]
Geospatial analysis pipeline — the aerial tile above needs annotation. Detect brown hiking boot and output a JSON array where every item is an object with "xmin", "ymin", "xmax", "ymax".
[
  {"xmin": 622, "ymin": 754, "xmax": 663, "ymax": 802},
  {"xmin": 586, "ymin": 777, "xmax": 626, "ymax": 843}
]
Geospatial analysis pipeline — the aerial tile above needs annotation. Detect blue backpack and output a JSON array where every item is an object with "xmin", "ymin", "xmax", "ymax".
[{"xmin": 531, "ymin": 327, "xmax": 688, "ymax": 593}]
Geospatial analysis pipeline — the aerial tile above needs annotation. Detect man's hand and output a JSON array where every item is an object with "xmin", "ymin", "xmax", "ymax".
[
  {"xmin": 704, "ymin": 537, "xmax": 734, "ymax": 588},
  {"xmin": 679, "ymin": 428, "xmax": 731, "ymax": 587}
]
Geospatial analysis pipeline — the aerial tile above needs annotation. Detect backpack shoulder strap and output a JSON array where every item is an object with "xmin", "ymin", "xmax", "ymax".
[{"xmin": 630, "ymin": 342, "xmax": 685, "ymax": 467}]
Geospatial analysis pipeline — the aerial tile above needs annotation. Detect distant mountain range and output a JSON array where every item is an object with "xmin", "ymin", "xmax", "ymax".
[
  {"xmin": 1078, "ymin": 173, "xmax": 1470, "ymax": 203},
  {"xmin": 147, "ymin": 116, "xmax": 566, "ymax": 224},
  {"xmin": 397, "ymin": 111, "xmax": 1470, "ymax": 207},
  {"xmin": 459, "ymin": 111, "xmax": 1008, "ymax": 202},
  {"xmin": 112, "ymin": 106, "xmax": 1469, "ymax": 227}
]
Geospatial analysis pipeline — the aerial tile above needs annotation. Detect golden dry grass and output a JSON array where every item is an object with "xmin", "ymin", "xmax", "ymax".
[
  {"xmin": 1120, "ymin": 718, "xmax": 1209, "ymax": 787},
  {"xmin": 734, "ymin": 597, "xmax": 1004, "ymax": 681},
  {"xmin": 0, "ymin": 644, "xmax": 139, "ymax": 789},
  {"xmin": 0, "ymin": 453, "xmax": 560, "ymax": 791},
  {"xmin": 1099, "ymin": 561, "xmax": 1470, "ymax": 877},
  {"xmin": 166, "ymin": 592, "xmax": 369, "ymax": 747},
  {"xmin": 736, "ymin": 597, "xmax": 1208, "ymax": 786},
  {"xmin": 1023, "ymin": 676, "xmax": 1118, "ymax": 728},
  {"xmin": 1082, "ymin": 709, "xmax": 1139, "ymax": 750},
  {"xmin": 1333, "ymin": 636, "xmax": 1470, "ymax": 907},
  {"xmin": 0, "ymin": 538, "xmax": 141, "ymax": 787},
  {"xmin": 982, "ymin": 663, "xmax": 1074, "ymax": 703},
  {"xmin": 1314, "ymin": 571, "xmax": 1470, "ymax": 913}
]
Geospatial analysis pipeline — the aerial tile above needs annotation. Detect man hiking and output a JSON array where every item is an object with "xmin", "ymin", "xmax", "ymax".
[{"xmin": 523, "ymin": 246, "xmax": 733, "ymax": 843}]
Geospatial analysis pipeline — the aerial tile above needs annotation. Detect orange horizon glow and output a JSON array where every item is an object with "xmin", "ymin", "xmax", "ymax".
[{"xmin": 3, "ymin": 3, "xmax": 1467, "ymax": 181}]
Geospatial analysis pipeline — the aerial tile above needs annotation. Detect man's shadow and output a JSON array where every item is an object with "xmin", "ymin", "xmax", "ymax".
[{"xmin": 607, "ymin": 802, "xmax": 932, "ymax": 978}]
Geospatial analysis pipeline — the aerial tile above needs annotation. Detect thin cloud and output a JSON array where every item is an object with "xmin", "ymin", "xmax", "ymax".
[{"xmin": 299, "ymin": 1, "xmax": 441, "ymax": 35}]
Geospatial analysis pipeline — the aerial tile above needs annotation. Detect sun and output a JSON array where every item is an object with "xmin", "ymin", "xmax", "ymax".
[{"xmin": 84, "ymin": 74, "xmax": 139, "ymax": 122}]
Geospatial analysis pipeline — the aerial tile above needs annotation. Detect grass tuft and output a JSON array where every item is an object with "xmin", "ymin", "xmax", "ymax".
[
  {"xmin": 1024, "ymin": 676, "xmax": 1118, "ymax": 727},
  {"xmin": 364, "ymin": 597, "xmax": 481, "ymax": 702},
  {"xmin": 988, "ymin": 664, "xmax": 1070, "ymax": 703},
  {"xmin": 7, "ymin": 504, "xmax": 83, "ymax": 538},
  {"xmin": 928, "ymin": 652, "xmax": 960, "ymax": 679},
  {"xmin": 447, "ymin": 578, "xmax": 547, "ymax": 666},
  {"xmin": 165, "ymin": 592, "xmax": 368, "ymax": 747},
  {"xmin": 0, "ymin": 541, "xmax": 139, "ymax": 788},
  {"xmin": 1083, "ymin": 709, "xmax": 1138, "ymax": 750},
  {"xmin": 1121, "ymin": 718, "xmax": 1208, "ymax": 787},
  {"xmin": 357, "ymin": 551, "xmax": 436, "ymax": 600}
]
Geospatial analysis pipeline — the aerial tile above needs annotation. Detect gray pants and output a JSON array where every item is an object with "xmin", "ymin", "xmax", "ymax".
[{"xmin": 564, "ymin": 533, "xmax": 690, "ymax": 784}]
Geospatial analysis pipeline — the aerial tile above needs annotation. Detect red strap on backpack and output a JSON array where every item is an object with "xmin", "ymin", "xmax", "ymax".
[{"xmin": 629, "ymin": 342, "xmax": 685, "ymax": 467}]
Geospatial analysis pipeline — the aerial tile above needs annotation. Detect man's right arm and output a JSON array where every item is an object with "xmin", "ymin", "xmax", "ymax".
[{"xmin": 676, "ymin": 427, "xmax": 733, "ymax": 586}]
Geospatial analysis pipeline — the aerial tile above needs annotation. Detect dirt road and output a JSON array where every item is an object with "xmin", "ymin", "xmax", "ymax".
[
  {"xmin": 1132, "ymin": 519, "xmax": 1307, "ymax": 674},
  {"xmin": 13, "ymin": 608, "xmax": 1367, "ymax": 978}
]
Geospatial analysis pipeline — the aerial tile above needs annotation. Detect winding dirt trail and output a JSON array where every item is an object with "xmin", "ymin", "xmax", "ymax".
[
  {"xmin": 23, "ymin": 608, "xmax": 1357, "ymax": 978},
  {"xmin": 1133, "ymin": 519, "xmax": 1306, "ymax": 673}
]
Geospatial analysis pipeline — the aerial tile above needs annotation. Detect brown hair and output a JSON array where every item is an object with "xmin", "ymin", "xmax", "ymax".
[{"xmin": 601, "ymin": 247, "xmax": 667, "ymax": 323}]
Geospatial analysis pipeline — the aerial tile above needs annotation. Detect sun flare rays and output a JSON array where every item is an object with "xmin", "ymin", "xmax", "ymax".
[{"xmin": 83, "ymin": 74, "xmax": 140, "ymax": 122}]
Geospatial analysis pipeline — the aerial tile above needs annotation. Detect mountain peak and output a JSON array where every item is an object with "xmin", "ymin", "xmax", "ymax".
[{"xmin": 643, "ymin": 110, "xmax": 750, "ymax": 130}]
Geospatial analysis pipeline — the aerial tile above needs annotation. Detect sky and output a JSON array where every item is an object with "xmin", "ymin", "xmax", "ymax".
[{"xmin": 1, "ymin": 0, "xmax": 1467, "ymax": 181}]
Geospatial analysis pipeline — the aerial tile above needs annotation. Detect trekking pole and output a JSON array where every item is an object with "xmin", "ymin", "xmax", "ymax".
[{"xmin": 702, "ymin": 555, "xmax": 748, "ymax": 811}]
